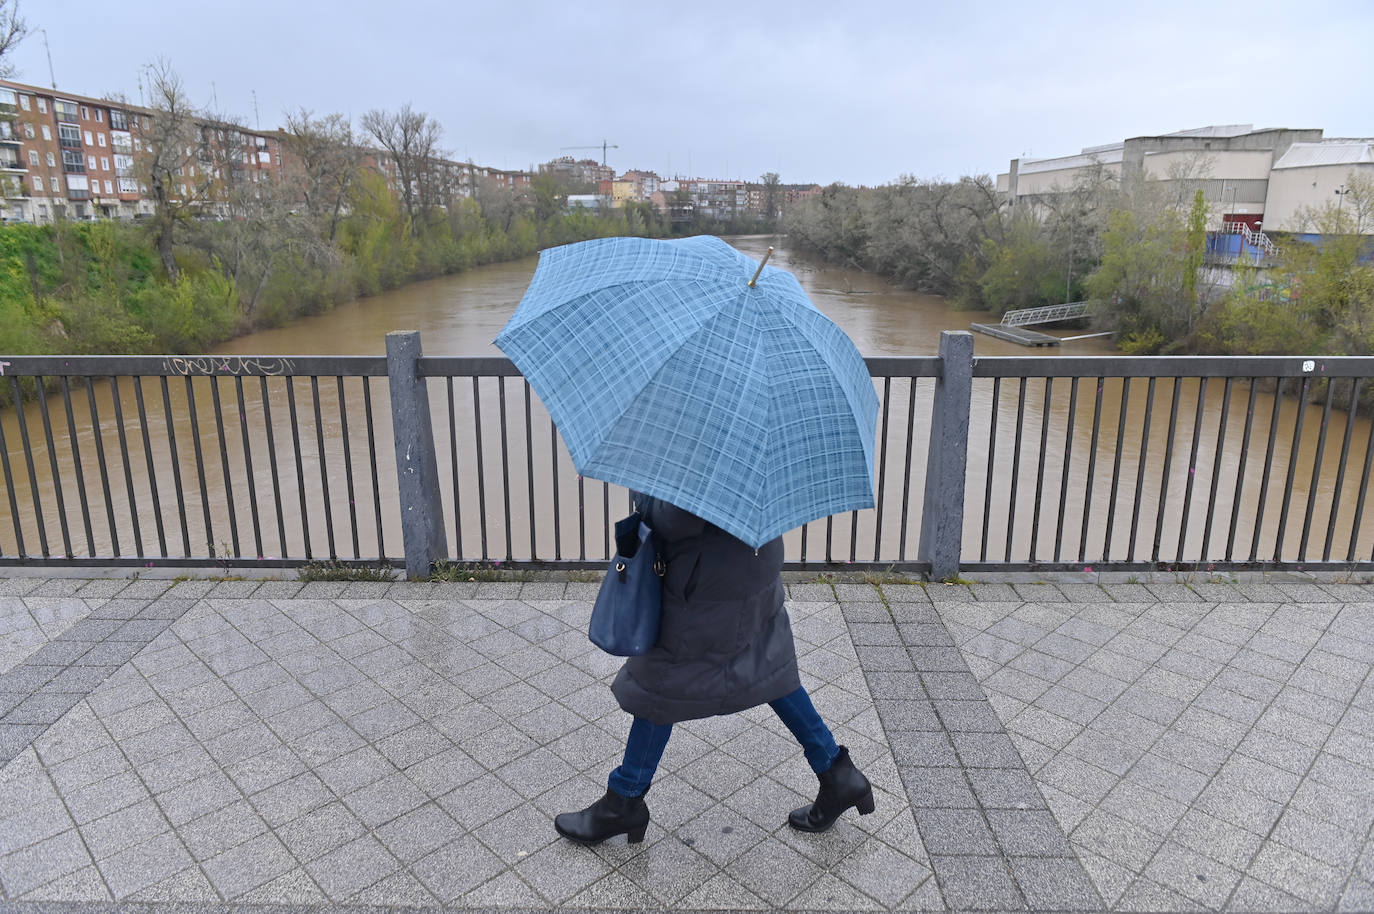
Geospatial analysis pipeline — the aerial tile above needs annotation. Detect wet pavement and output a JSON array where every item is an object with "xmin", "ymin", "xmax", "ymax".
[{"xmin": 0, "ymin": 573, "xmax": 1371, "ymax": 912}]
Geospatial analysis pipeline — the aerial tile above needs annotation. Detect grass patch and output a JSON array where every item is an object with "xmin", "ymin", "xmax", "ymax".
[
  {"xmin": 298, "ymin": 561, "xmax": 397, "ymax": 582},
  {"xmin": 425, "ymin": 562, "xmax": 539, "ymax": 583}
]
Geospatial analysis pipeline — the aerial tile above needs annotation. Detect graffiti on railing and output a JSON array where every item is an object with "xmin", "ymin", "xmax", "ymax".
[{"xmin": 161, "ymin": 356, "xmax": 297, "ymax": 377}]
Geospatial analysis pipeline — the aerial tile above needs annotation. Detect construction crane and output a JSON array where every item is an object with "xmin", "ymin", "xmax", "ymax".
[{"xmin": 561, "ymin": 140, "xmax": 619, "ymax": 165}]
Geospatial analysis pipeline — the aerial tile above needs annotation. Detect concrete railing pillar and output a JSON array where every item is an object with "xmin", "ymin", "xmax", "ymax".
[
  {"xmin": 918, "ymin": 330, "xmax": 974, "ymax": 581},
  {"xmin": 386, "ymin": 331, "xmax": 448, "ymax": 579}
]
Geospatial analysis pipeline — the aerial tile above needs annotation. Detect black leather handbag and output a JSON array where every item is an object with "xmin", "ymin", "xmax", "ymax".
[{"xmin": 588, "ymin": 512, "xmax": 664, "ymax": 656}]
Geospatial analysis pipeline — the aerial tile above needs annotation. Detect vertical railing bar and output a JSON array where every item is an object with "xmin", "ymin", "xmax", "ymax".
[
  {"xmin": 1298, "ymin": 379, "xmax": 1336, "ymax": 562},
  {"xmin": 1325, "ymin": 378, "xmax": 1362, "ymax": 562},
  {"xmin": 577, "ymin": 472, "xmax": 586, "ymax": 562},
  {"xmin": 259, "ymin": 377, "xmax": 288, "ymax": 559},
  {"xmin": 1201, "ymin": 378, "xmax": 1234, "ymax": 561},
  {"xmin": 209, "ymin": 378, "xmax": 240, "ymax": 559},
  {"xmin": 362, "ymin": 378, "xmax": 386, "ymax": 559},
  {"xmin": 472, "ymin": 377, "xmax": 489, "ymax": 562},
  {"xmin": 1004, "ymin": 379, "xmax": 1027, "ymax": 562},
  {"xmin": 1103, "ymin": 378, "xmax": 1131, "ymax": 562},
  {"xmin": 234, "ymin": 377, "xmax": 264, "ymax": 560},
  {"xmin": 1078, "ymin": 378, "xmax": 1105, "ymax": 564},
  {"xmin": 873, "ymin": 377, "xmax": 891, "ymax": 562},
  {"xmin": 848, "ymin": 507, "xmax": 859, "ymax": 564},
  {"xmin": 525, "ymin": 381, "xmax": 537, "ymax": 561},
  {"xmin": 825, "ymin": 513, "xmax": 834, "ymax": 564},
  {"xmin": 498, "ymin": 377, "xmax": 514, "ymax": 562},
  {"xmin": 83, "ymin": 378, "xmax": 120, "ymax": 557},
  {"xmin": 10, "ymin": 376, "xmax": 47, "ymax": 557},
  {"xmin": 1226, "ymin": 379, "xmax": 1259, "ymax": 562},
  {"xmin": 133, "ymin": 377, "xmax": 167, "ymax": 557},
  {"xmin": 58, "ymin": 377, "xmax": 95, "ymax": 556},
  {"xmin": 551, "ymin": 419, "xmax": 562, "ymax": 561},
  {"xmin": 284, "ymin": 377, "xmax": 312, "ymax": 560},
  {"xmin": 310, "ymin": 376, "xmax": 337, "ymax": 560},
  {"xmin": 1053, "ymin": 377, "xmax": 1079, "ymax": 563},
  {"xmin": 447, "ymin": 378, "xmax": 463, "ymax": 559},
  {"xmin": 897, "ymin": 377, "xmax": 918, "ymax": 562},
  {"xmin": 1029, "ymin": 378, "xmax": 1053, "ymax": 562},
  {"xmin": 604, "ymin": 481, "xmax": 611, "ymax": 560},
  {"xmin": 1250, "ymin": 378, "xmax": 1285, "ymax": 563},
  {"xmin": 1151, "ymin": 379, "xmax": 1182, "ymax": 565},
  {"xmin": 1274, "ymin": 378, "xmax": 1311, "ymax": 563},
  {"xmin": 981, "ymin": 377, "xmax": 1000, "ymax": 562},
  {"xmin": 1175, "ymin": 378, "xmax": 1208, "ymax": 566},
  {"xmin": 108, "ymin": 377, "xmax": 144, "ymax": 557},
  {"xmin": 159, "ymin": 376, "xmax": 192, "ymax": 556},
  {"xmin": 35, "ymin": 376, "xmax": 74, "ymax": 557},
  {"xmin": 336, "ymin": 377, "xmax": 361, "ymax": 561},
  {"xmin": 1352, "ymin": 388, "xmax": 1374, "ymax": 562},
  {"xmin": 0, "ymin": 396, "xmax": 26, "ymax": 556},
  {"xmin": 183, "ymin": 376, "xmax": 215, "ymax": 556},
  {"xmin": 1127, "ymin": 378, "xmax": 1156, "ymax": 562}
]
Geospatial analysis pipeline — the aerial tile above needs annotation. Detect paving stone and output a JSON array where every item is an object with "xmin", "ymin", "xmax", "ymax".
[
  {"xmin": 1008, "ymin": 855, "xmax": 1100, "ymax": 910},
  {"xmin": 930, "ymin": 854, "xmax": 1024, "ymax": 910}
]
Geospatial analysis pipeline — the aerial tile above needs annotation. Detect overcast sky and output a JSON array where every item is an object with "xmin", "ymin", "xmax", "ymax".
[{"xmin": 11, "ymin": 0, "xmax": 1373, "ymax": 187}]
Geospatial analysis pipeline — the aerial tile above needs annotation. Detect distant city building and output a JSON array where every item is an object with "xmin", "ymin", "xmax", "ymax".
[
  {"xmin": 540, "ymin": 156, "xmax": 614, "ymax": 187},
  {"xmin": 998, "ymin": 125, "xmax": 1374, "ymax": 233}
]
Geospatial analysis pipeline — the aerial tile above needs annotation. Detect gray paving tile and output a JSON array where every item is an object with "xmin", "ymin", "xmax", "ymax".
[
  {"xmin": 1008, "ymin": 855, "xmax": 1100, "ymax": 910},
  {"xmin": 930, "ymin": 854, "xmax": 1024, "ymax": 910}
]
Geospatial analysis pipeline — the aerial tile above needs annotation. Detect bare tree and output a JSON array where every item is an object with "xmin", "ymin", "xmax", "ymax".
[
  {"xmin": 282, "ymin": 109, "xmax": 361, "ymax": 241},
  {"xmin": 359, "ymin": 103, "xmax": 443, "ymax": 233},
  {"xmin": 0, "ymin": 0, "xmax": 28, "ymax": 79},
  {"xmin": 139, "ymin": 60, "xmax": 213, "ymax": 279}
]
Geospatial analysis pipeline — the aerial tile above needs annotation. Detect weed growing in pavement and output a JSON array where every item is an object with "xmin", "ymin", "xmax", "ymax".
[{"xmin": 298, "ymin": 561, "xmax": 397, "ymax": 582}]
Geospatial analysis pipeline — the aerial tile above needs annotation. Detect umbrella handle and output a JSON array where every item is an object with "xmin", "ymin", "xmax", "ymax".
[{"xmin": 747, "ymin": 247, "xmax": 775, "ymax": 288}]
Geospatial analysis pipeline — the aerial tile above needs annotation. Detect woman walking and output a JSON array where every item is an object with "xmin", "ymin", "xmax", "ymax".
[{"xmin": 554, "ymin": 493, "xmax": 874, "ymax": 845}]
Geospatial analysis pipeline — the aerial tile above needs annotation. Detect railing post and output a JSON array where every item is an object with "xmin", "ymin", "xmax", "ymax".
[
  {"xmin": 919, "ymin": 330, "xmax": 973, "ymax": 581},
  {"xmin": 386, "ymin": 331, "xmax": 448, "ymax": 579}
]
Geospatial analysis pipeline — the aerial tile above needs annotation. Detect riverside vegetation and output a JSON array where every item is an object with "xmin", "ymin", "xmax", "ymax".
[{"xmin": 783, "ymin": 169, "xmax": 1374, "ymax": 357}]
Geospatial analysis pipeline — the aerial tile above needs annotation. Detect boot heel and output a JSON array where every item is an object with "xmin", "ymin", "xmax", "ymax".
[
  {"xmin": 627, "ymin": 825, "xmax": 647, "ymax": 844},
  {"xmin": 855, "ymin": 790, "xmax": 875, "ymax": 815}
]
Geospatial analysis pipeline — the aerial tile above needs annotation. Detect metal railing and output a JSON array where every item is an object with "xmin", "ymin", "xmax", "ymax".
[
  {"xmin": 1222, "ymin": 220, "xmax": 1280, "ymax": 257},
  {"xmin": 4, "ymin": 332, "xmax": 1374, "ymax": 577},
  {"xmin": 1000, "ymin": 301, "xmax": 1090, "ymax": 327}
]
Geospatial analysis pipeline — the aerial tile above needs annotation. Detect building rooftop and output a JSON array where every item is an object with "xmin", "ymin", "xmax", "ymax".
[{"xmin": 1272, "ymin": 140, "xmax": 1374, "ymax": 169}]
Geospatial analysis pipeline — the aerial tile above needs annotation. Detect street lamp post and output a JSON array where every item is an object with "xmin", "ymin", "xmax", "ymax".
[{"xmin": 1336, "ymin": 184, "xmax": 1350, "ymax": 212}]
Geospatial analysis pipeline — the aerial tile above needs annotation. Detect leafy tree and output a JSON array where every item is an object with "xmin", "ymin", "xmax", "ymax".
[{"xmin": 0, "ymin": 0, "xmax": 26, "ymax": 78}]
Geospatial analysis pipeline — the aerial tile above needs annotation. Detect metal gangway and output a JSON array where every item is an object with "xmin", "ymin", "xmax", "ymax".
[{"xmin": 1000, "ymin": 301, "xmax": 1090, "ymax": 327}]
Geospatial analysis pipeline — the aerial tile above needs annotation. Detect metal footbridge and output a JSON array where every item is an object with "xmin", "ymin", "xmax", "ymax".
[{"xmin": 970, "ymin": 301, "xmax": 1091, "ymax": 346}]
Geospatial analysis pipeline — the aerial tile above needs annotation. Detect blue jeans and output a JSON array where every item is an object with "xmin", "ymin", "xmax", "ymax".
[{"xmin": 607, "ymin": 685, "xmax": 840, "ymax": 798}]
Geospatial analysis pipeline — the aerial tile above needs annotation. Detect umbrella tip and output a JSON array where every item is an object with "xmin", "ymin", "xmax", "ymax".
[{"xmin": 747, "ymin": 247, "xmax": 775, "ymax": 288}]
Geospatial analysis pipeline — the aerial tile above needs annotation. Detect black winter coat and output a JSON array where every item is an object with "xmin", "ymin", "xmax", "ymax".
[{"xmin": 610, "ymin": 495, "xmax": 802, "ymax": 724}]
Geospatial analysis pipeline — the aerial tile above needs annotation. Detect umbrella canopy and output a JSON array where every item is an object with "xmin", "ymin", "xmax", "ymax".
[{"xmin": 495, "ymin": 235, "xmax": 879, "ymax": 549}]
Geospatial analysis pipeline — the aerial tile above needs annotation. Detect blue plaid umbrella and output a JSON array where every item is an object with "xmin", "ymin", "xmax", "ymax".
[{"xmin": 495, "ymin": 235, "xmax": 879, "ymax": 548}]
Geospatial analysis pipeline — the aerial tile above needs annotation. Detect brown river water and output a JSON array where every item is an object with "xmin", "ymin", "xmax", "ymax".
[{"xmin": 2, "ymin": 235, "xmax": 1370, "ymax": 568}]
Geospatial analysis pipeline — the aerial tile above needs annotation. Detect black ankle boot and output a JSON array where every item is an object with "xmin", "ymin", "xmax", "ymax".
[
  {"xmin": 788, "ymin": 746, "xmax": 875, "ymax": 832},
  {"xmin": 554, "ymin": 788, "xmax": 650, "ymax": 845}
]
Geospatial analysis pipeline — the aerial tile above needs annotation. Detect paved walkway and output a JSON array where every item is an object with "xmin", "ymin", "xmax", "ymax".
[{"xmin": 0, "ymin": 574, "xmax": 1371, "ymax": 912}]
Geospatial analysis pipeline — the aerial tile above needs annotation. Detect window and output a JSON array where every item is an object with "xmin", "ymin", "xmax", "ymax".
[
  {"xmin": 97, "ymin": 133, "xmax": 106, "ymax": 147},
  {"xmin": 32, "ymin": 176, "xmax": 42, "ymax": 191},
  {"xmin": 58, "ymin": 124, "xmax": 81, "ymax": 146},
  {"xmin": 81, "ymin": 106, "xmax": 89, "ymax": 120},
  {"xmin": 41, "ymin": 125, "xmax": 51, "ymax": 141},
  {"xmin": 96, "ymin": 109, "xmax": 103, "ymax": 123},
  {"xmin": 88, "ymin": 155, "xmax": 97, "ymax": 170},
  {"xmin": 101, "ymin": 157, "xmax": 108, "ymax": 171},
  {"xmin": 36, "ymin": 98, "xmax": 46, "ymax": 113},
  {"xmin": 109, "ymin": 110, "xmax": 128, "ymax": 130},
  {"xmin": 23, "ymin": 123, "xmax": 33, "ymax": 138},
  {"xmin": 28, "ymin": 150, "xmax": 37, "ymax": 165},
  {"xmin": 18, "ymin": 94, "xmax": 29, "ymax": 110},
  {"xmin": 84, "ymin": 131, "xmax": 93, "ymax": 145},
  {"xmin": 104, "ymin": 180, "xmax": 113, "ymax": 194},
  {"xmin": 46, "ymin": 152, "xmax": 55, "ymax": 168}
]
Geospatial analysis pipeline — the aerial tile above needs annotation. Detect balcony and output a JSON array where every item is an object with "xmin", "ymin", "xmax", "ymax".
[
  {"xmin": 66, "ymin": 188, "xmax": 91, "ymax": 200},
  {"xmin": 0, "ymin": 159, "xmax": 25, "ymax": 172},
  {"xmin": 62, "ymin": 160, "xmax": 86, "ymax": 174},
  {"xmin": 58, "ymin": 136, "xmax": 83, "ymax": 150}
]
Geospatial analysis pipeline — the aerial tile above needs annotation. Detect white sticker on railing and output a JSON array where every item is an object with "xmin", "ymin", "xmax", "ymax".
[
  {"xmin": 1302, "ymin": 360, "xmax": 1315, "ymax": 372},
  {"xmin": 0, "ymin": 361, "xmax": 9, "ymax": 376}
]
